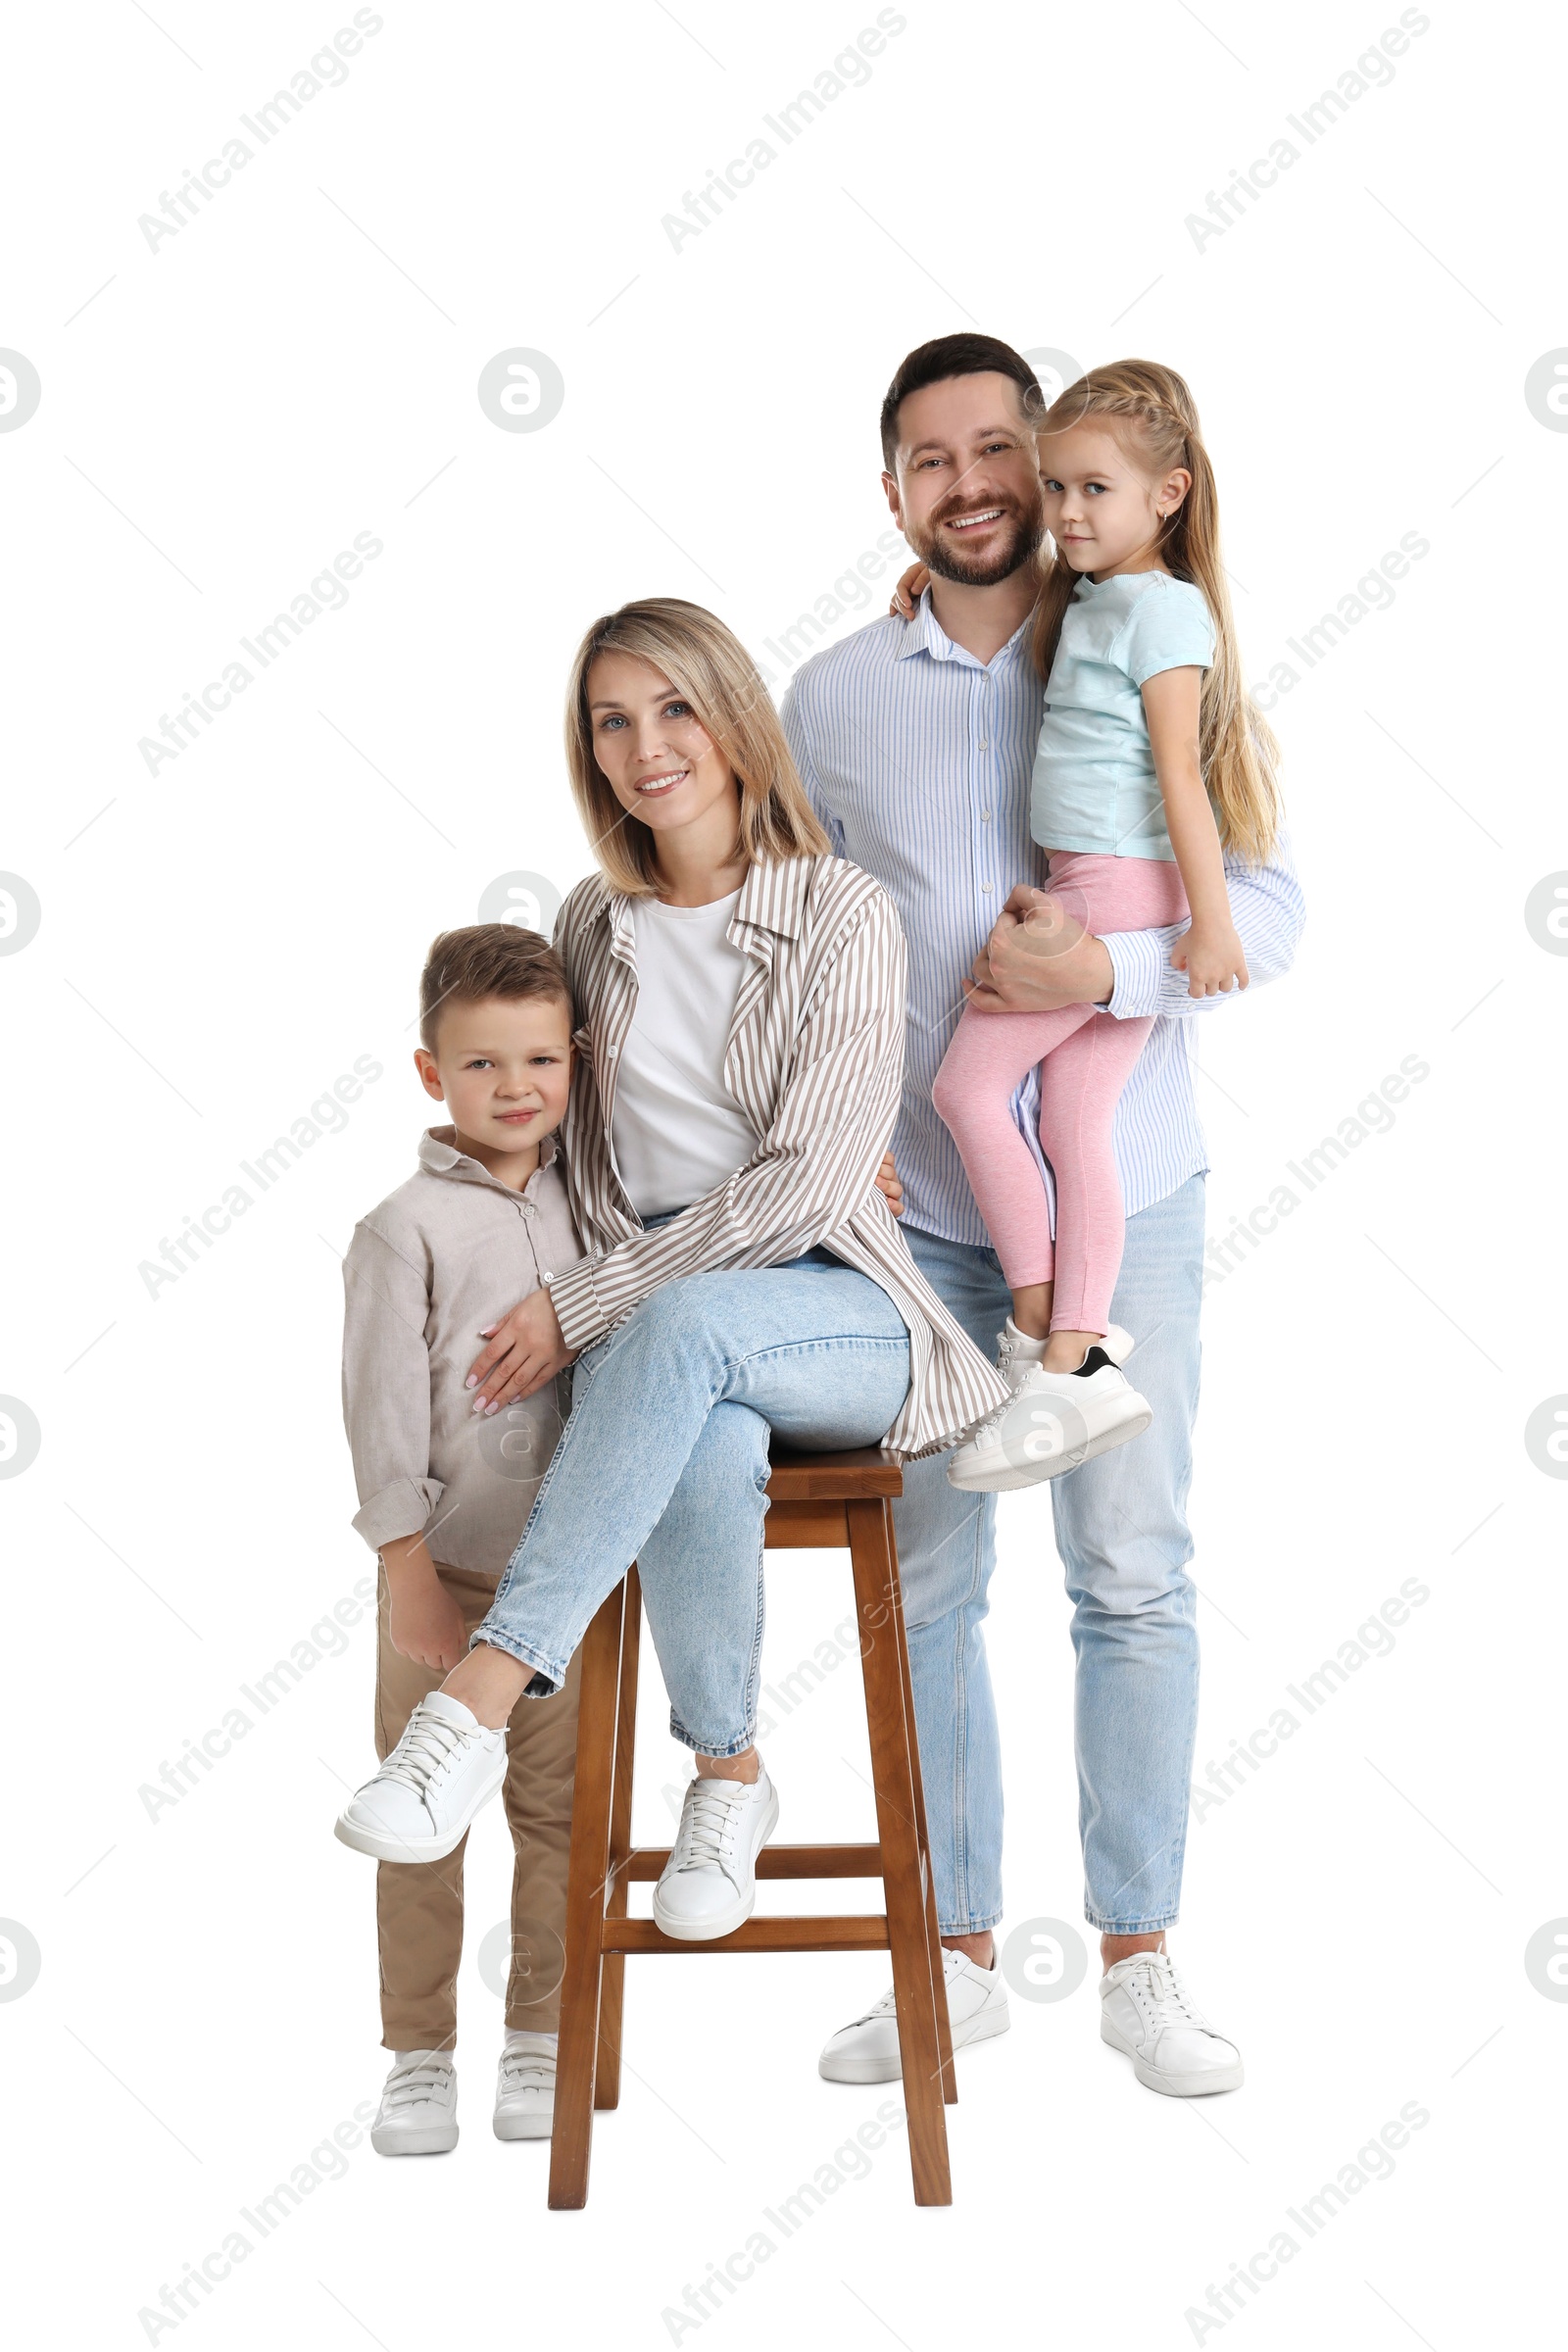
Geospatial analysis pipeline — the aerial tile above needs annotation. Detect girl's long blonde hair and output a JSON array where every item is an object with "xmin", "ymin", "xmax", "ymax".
[
  {"xmin": 1030, "ymin": 360, "xmax": 1282, "ymax": 866},
  {"xmin": 564, "ymin": 598, "xmax": 830, "ymax": 896}
]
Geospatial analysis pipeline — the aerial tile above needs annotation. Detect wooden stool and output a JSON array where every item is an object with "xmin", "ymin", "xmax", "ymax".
[{"xmin": 548, "ymin": 1446, "xmax": 957, "ymax": 2209}]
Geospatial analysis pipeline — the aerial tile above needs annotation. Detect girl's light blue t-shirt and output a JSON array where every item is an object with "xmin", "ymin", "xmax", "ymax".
[{"xmin": 1029, "ymin": 569, "xmax": 1214, "ymax": 863}]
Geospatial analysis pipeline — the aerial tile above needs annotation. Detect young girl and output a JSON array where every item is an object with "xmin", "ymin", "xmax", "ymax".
[{"xmin": 924, "ymin": 359, "xmax": 1282, "ymax": 1492}]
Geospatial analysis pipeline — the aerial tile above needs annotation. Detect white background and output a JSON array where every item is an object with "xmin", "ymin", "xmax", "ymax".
[{"xmin": 2, "ymin": 2, "xmax": 1564, "ymax": 2345}]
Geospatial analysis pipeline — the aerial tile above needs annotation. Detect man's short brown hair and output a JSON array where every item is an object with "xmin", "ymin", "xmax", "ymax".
[
  {"xmin": 417, "ymin": 923, "xmax": 572, "ymax": 1051},
  {"xmin": 879, "ymin": 333, "xmax": 1044, "ymax": 468}
]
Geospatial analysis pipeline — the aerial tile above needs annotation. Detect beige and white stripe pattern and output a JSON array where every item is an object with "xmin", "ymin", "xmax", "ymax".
[{"xmin": 545, "ymin": 854, "xmax": 1010, "ymax": 1462}]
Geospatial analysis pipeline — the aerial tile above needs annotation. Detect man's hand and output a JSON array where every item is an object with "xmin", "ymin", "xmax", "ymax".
[
  {"xmin": 382, "ymin": 1534, "xmax": 467, "ymax": 1673},
  {"xmin": 964, "ymin": 886, "xmax": 1115, "ymax": 1013},
  {"xmin": 466, "ymin": 1288, "xmax": 576, "ymax": 1414},
  {"xmin": 874, "ymin": 1150, "xmax": 904, "ymax": 1216}
]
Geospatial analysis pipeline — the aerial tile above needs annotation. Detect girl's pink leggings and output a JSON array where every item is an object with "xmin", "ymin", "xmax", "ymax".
[{"xmin": 932, "ymin": 853, "xmax": 1190, "ymax": 1335}]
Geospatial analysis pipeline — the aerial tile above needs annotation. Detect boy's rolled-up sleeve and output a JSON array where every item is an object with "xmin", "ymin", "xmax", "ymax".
[{"xmin": 341, "ymin": 1218, "xmax": 442, "ymax": 1552}]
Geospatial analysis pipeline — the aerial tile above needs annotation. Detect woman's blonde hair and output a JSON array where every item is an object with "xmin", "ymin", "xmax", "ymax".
[
  {"xmin": 1030, "ymin": 360, "xmax": 1282, "ymax": 866},
  {"xmin": 564, "ymin": 598, "xmax": 831, "ymax": 896}
]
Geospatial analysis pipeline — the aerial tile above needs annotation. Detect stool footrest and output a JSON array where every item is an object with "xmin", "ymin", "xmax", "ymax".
[
  {"xmin": 620, "ymin": 1841, "xmax": 882, "ymax": 1884},
  {"xmin": 602, "ymin": 1915, "xmax": 890, "ymax": 1955}
]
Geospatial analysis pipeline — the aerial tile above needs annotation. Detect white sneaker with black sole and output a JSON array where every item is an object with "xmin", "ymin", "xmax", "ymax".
[
  {"xmin": 653, "ymin": 1766, "xmax": 779, "ymax": 1941},
  {"xmin": 334, "ymin": 1690, "xmax": 508, "ymax": 1864},
  {"xmin": 817, "ymin": 1947, "xmax": 1010, "ymax": 2083},
  {"xmin": 494, "ymin": 2031, "xmax": 557, "ymax": 2140},
  {"xmin": 948, "ymin": 1326, "xmax": 1150, "ymax": 1492},
  {"xmin": 1100, "ymin": 1949, "xmax": 1244, "ymax": 2096},
  {"xmin": 370, "ymin": 2050, "xmax": 459, "ymax": 2155}
]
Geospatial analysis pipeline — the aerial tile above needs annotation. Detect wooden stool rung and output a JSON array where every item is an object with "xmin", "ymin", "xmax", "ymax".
[
  {"xmin": 602, "ymin": 1915, "xmax": 891, "ymax": 1956},
  {"xmin": 620, "ymin": 1841, "xmax": 882, "ymax": 1883}
]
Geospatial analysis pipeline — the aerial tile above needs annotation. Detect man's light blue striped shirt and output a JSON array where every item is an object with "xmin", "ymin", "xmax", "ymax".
[{"xmin": 781, "ymin": 592, "xmax": 1304, "ymax": 1250}]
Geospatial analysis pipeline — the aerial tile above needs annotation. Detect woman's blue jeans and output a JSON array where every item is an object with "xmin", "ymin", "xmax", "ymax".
[{"xmin": 475, "ymin": 1255, "xmax": 911, "ymax": 1755}]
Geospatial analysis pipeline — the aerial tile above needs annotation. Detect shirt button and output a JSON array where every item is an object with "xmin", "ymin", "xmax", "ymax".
[
  {"xmin": 981, "ymin": 882, "xmax": 994, "ymax": 895},
  {"xmin": 980, "ymin": 810, "xmax": 992, "ymax": 822},
  {"xmin": 978, "ymin": 739, "xmax": 989, "ymax": 751}
]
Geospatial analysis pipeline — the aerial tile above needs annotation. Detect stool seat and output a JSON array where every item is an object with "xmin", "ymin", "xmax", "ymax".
[{"xmin": 548, "ymin": 1445, "xmax": 957, "ymax": 2208}]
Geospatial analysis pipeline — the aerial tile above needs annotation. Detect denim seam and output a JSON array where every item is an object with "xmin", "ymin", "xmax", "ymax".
[{"xmin": 1081, "ymin": 1586, "xmax": 1200, "ymax": 1934}]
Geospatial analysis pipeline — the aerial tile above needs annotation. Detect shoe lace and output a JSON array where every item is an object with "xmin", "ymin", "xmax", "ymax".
[
  {"xmin": 383, "ymin": 2053, "xmax": 454, "ymax": 2112},
  {"xmin": 846, "ymin": 1948, "xmax": 963, "ymax": 2028},
  {"xmin": 380, "ymin": 1703, "xmax": 476, "ymax": 1798},
  {"xmin": 965, "ymin": 1360, "xmax": 1052, "ymax": 1448},
  {"xmin": 1121, "ymin": 1952, "xmax": 1206, "ymax": 2033},
  {"xmin": 672, "ymin": 1778, "xmax": 749, "ymax": 1872}
]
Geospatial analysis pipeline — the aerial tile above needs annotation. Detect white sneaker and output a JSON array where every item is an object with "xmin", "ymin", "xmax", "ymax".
[
  {"xmin": 1100, "ymin": 1949, "xmax": 1244, "ymax": 2096},
  {"xmin": 817, "ymin": 1947, "xmax": 1010, "ymax": 2083},
  {"xmin": 653, "ymin": 1766, "xmax": 779, "ymax": 1941},
  {"xmin": 334, "ymin": 1690, "xmax": 508, "ymax": 1864},
  {"xmin": 948, "ymin": 1327, "xmax": 1149, "ymax": 1492},
  {"xmin": 494, "ymin": 2031, "xmax": 557, "ymax": 2140},
  {"xmin": 370, "ymin": 2050, "xmax": 459, "ymax": 2155}
]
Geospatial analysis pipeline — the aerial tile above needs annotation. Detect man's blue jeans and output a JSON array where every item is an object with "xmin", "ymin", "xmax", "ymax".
[{"xmin": 897, "ymin": 1175, "xmax": 1204, "ymax": 1936}]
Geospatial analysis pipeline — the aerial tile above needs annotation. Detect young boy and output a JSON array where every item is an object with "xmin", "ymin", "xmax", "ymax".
[{"xmin": 336, "ymin": 923, "xmax": 582, "ymax": 2155}]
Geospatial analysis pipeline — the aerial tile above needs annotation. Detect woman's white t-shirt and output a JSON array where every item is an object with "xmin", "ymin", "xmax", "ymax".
[{"xmin": 610, "ymin": 890, "xmax": 761, "ymax": 1219}]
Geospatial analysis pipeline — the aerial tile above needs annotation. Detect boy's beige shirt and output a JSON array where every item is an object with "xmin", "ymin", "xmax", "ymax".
[{"xmin": 341, "ymin": 1125, "xmax": 583, "ymax": 1576}]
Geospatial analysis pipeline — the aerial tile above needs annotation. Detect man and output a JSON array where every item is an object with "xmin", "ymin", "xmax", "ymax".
[{"xmin": 781, "ymin": 333, "xmax": 1303, "ymax": 2097}]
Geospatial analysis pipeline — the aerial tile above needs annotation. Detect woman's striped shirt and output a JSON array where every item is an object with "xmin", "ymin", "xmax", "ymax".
[{"xmin": 545, "ymin": 854, "xmax": 1010, "ymax": 1461}]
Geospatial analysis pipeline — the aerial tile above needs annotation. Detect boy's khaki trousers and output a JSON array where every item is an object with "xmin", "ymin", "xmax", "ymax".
[{"xmin": 373, "ymin": 1560, "xmax": 580, "ymax": 2052}]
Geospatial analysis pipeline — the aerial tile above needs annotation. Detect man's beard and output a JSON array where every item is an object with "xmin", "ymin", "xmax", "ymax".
[{"xmin": 908, "ymin": 494, "xmax": 1045, "ymax": 588}]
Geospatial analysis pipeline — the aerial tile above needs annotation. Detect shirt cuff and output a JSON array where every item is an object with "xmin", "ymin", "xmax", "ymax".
[
  {"xmin": 352, "ymin": 1475, "xmax": 445, "ymax": 1554},
  {"xmin": 1102, "ymin": 923, "xmax": 1195, "ymax": 1019},
  {"xmin": 545, "ymin": 1260, "xmax": 611, "ymax": 1355}
]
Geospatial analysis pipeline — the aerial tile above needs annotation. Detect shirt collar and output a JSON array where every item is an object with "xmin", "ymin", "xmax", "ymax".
[
  {"xmin": 601, "ymin": 856, "xmax": 817, "ymax": 949},
  {"xmin": 895, "ymin": 586, "xmax": 1035, "ymax": 671},
  {"xmin": 418, "ymin": 1124, "xmax": 559, "ymax": 1190}
]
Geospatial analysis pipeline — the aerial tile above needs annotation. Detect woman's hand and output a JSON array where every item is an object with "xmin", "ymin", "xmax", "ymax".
[
  {"xmin": 466, "ymin": 1289, "xmax": 577, "ymax": 1414},
  {"xmin": 1170, "ymin": 922, "xmax": 1249, "ymax": 998},
  {"xmin": 888, "ymin": 561, "xmax": 929, "ymax": 618},
  {"xmin": 874, "ymin": 1150, "xmax": 904, "ymax": 1216}
]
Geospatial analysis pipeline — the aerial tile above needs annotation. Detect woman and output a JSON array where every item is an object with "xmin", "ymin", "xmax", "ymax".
[{"xmin": 336, "ymin": 599, "xmax": 1007, "ymax": 1941}]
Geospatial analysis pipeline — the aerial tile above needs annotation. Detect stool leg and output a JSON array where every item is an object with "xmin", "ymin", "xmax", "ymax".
[
  {"xmin": 595, "ymin": 1566, "xmax": 641, "ymax": 2110},
  {"xmin": 848, "ymin": 1498, "xmax": 953, "ymax": 2207},
  {"xmin": 891, "ymin": 1562, "xmax": 957, "ymax": 2106},
  {"xmin": 548, "ymin": 1576, "xmax": 628, "ymax": 2210}
]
